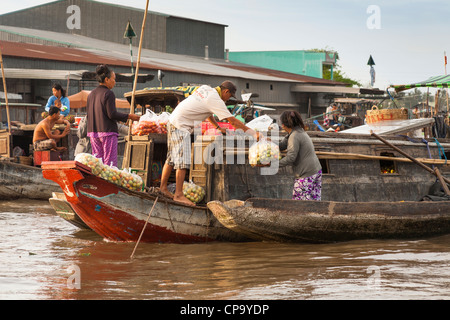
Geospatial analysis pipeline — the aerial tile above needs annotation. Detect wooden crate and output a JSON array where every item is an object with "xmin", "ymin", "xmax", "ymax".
[
  {"xmin": 190, "ymin": 136, "xmax": 215, "ymax": 201},
  {"xmin": 0, "ymin": 130, "xmax": 11, "ymax": 158},
  {"xmin": 122, "ymin": 134, "xmax": 168, "ymax": 187}
]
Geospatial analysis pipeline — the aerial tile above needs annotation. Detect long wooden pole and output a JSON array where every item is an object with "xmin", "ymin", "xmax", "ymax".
[
  {"xmin": 0, "ymin": 48, "xmax": 11, "ymax": 133},
  {"xmin": 130, "ymin": 196, "xmax": 158, "ymax": 259},
  {"xmin": 371, "ymin": 131, "xmax": 450, "ymax": 186},
  {"xmin": 125, "ymin": 0, "xmax": 149, "ymax": 169}
]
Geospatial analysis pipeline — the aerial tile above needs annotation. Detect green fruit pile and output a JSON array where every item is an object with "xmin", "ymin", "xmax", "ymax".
[
  {"xmin": 75, "ymin": 153, "xmax": 143, "ymax": 191},
  {"xmin": 65, "ymin": 115, "xmax": 75, "ymax": 123},
  {"xmin": 183, "ymin": 181, "xmax": 205, "ymax": 204},
  {"xmin": 249, "ymin": 140, "xmax": 280, "ymax": 166}
]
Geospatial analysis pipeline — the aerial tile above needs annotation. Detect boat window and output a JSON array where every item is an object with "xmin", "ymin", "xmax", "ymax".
[
  {"xmin": 319, "ymin": 158, "xmax": 329, "ymax": 174},
  {"xmin": 379, "ymin": 152, "xmax": 397, "ymax": 174}
]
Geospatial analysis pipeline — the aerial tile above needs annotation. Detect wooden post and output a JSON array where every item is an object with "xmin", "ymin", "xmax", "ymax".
[
  {"xmin": 125, "ymin": 0, "xmax": 149, "ymax": 170},
  {"xmin": 0, "ymin": 48, "xmax": 11, "ymax": 133}
]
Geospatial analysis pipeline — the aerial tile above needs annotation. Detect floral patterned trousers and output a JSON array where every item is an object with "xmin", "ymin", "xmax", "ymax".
[{"xmin": 292, "ymin": 170, "xmax": 322, "ymax": 201}]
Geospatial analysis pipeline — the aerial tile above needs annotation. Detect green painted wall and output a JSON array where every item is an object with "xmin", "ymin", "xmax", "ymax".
[{"xmin": 228, "ymin": 51, "xmax": 330, "ymax": 79}]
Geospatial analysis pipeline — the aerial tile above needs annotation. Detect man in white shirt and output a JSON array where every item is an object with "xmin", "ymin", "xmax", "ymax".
[{"xmin": 160, "ymin": 80, "xmax": 261, "ymax": 206}]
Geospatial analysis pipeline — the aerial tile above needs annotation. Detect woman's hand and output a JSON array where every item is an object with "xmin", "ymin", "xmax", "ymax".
[{"xmin": 128, "ymin": 114, "xmax": 140, "ymax": 122}]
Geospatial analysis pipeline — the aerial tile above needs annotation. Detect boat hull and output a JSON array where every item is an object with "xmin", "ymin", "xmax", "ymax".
[
  {"xmin": 42, "ymin": 161, "xmax": 249, "ymax": 243},
  {"xmin": 207, "ymin": 198, "xmax": 450, "ymax": 243},
  {"xmin": 0, "ymin": 160, "xmax": 60, "ymax": 200},
  {"xmin": 49, "ymin": 192, "xmax": 90, "ymax": 229}
]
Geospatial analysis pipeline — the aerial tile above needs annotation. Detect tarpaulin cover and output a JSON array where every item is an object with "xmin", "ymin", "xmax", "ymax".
[{"xmin": 391, "ymin": 75, "xmax": 450, "ymax": 93}]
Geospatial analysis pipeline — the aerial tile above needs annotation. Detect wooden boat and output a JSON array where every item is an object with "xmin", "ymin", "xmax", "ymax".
[
  {"xmin": 207, "ymin": 198, "xmax": 450, "ymax": 243},
  {"xmin": 43, "ymin": 116, "xmax": 450, "ymax": 243},
  {"xmin": 49, "ymin": 192, "xmax": 90, "ymax": 229},
  {"xmin": 0, "ymin": 160, "xmax": 60, "ymax": 200},
  {"xmin": 42, "ymin": 161, "xmax": 249, "ymax": 243}
]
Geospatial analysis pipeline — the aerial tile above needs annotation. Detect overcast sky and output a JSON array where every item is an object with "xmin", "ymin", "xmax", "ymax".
[{"xmin": 1, "ymin": 0, "xmax": 450, "ymax": 90}]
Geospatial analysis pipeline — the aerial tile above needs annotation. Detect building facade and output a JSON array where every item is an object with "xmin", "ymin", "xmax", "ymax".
[
  {"xmin": 0, "ymin": 0, "xmax": 362, "ymax": 126},
  {"xmin": 228, "ymin": 50, "xmax": 337, "ymax": 79},
  {"xmin": 0, "ymin": 0, "xmax": 226, "ymax": 59}
]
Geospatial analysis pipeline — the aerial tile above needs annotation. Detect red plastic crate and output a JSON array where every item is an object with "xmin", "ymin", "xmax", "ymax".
[
  {"xmin": 33, "ymin": 150, "xmax": 62, "ymax": 166},
  {"xmin": 200, "ymin": 121, "xmax": 234, "ymax": 135}
]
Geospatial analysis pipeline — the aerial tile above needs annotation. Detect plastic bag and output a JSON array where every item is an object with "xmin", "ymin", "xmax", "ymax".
[
  {"xmin": 132, "ymin": 110, "xmax": 169, "ymax": 135},
  {"xmin": 246, "ymin": 115, "xmax": 274, "ymax": 132},
  {"xmin": 156, "ymin": 112, "xmax": 170, "ymax": 134},
  {"xmin": 75, "ymin": 153, "xmax": 105, "ymax": 175},
  {"xmin": 75, "ymin": 153, "xmax": 143, "ymax": 191},
  {"xmin": 131, "ymin": 110, "xmax": 157, "ymax": 135},
  {"xmin": 99, "ymin": 164, "xmax": 121, "ymax": 184},
  {"xmin": 183, "ymin": 181, "xmax": 206, "ymax": 204},
  {"xmin": 248, "ymin": 138, "xmax": 280, "ymax": 166},
  {"xmin": 119, "ymin": 169, "xmax": 143, "ymax": 191}
]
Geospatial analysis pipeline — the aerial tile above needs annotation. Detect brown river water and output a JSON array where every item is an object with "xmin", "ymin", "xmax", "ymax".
[{"xmin": 0, "ymin": 199, "xmax": 449, "ymax": 302}]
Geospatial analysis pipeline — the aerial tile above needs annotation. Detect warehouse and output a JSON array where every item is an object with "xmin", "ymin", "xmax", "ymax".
[{"xmin": 0, "ymin": 0, "xmax": 363, "ymax": 125}]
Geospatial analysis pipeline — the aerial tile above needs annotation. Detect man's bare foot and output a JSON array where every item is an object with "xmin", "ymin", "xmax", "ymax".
[
  {"xmin": 159, "ymin": 187, "xmax": 174, "ymax": 199},
  {"xmin": 54, "ymin": 146, "xmax": 67, "ymax": 151},
  {"xmin": 173, "ymin": 194, "xmax": 195, "ymax": 207}
]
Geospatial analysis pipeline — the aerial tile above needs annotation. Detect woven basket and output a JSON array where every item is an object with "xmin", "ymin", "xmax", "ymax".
[
  {"xmin": 366, "ymin": 106, "xmax": 381, "ymax": 124},
  {"xmin": 392, "ymin": 108, "xmax": 408, "ymax": 120},
  {"xmin": 366, "ymin": 106, "xmax": 408, "ymax": 124}
]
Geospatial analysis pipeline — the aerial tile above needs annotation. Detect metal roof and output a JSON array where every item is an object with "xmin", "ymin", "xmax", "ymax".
[{"xmin": 0, "ymin": 25, "xmax": 348, "ymax": 85}]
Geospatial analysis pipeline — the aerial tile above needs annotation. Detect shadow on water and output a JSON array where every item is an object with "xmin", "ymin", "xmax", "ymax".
[{"xmin": 1, "ymin": 199, "xmax": 449, "ymax": 300}]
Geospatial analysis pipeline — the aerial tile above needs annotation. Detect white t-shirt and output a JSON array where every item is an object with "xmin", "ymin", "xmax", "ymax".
[{"xmin": 169, "ymin": 85, "xmax": 233, "ymax": 132}]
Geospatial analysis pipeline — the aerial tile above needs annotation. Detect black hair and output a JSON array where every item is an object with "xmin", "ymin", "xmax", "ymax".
[
  {"xmin": 48, "ymin": 106, "xmax": 61, "ymax": 116},
  {"xmin": 280, "ymin": 110, "xmax": 305, "ymax": 130},
  {"xmin": 95, "ymin": 64, "xmax": 113, "ymax": 83},
  {"xmin": 52, "ymin": 83, "xmax": 66, "ymax": 97}
]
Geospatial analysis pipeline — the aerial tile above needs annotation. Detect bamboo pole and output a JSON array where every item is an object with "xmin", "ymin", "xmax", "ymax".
[
  {"xmin": 222, "ymin": 148, "xmax": 450, "ymax": 165},
  {"xmin": 315, "ymin": 151, "xmax": 449, "ymax": 165},
  {"xmin": 434, "ymin": 168, "xmax": 450, "ymax": 195},
  {"xmin": 130, "ymin": 196, "xmax": 158, "ymax": 259},
  {"xmin": 0, "ymin": 48, "xmax": 11, "ymax": 133},
  {"xmin": 125, "ymin": 0, "xmax": 149, "ymax": 169}
]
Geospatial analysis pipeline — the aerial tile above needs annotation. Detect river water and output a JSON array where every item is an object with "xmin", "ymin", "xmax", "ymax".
[{"xmin": 0, "ymin": 199, "xmax": 449, "ymax": 302}]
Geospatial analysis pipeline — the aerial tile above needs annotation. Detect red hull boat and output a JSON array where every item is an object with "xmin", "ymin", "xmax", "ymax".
[{"xmin": 42, "ymin": 161, "xmax": 249, "ymax": 243}]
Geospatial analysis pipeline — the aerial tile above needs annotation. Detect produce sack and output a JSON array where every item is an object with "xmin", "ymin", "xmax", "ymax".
[
  {"xmin": 183, "ymin": 181, "xmax": 206, "ymax": 204},
  {"xmin": 156, "ymin": 112, "xmax": 170, "ymax": 134},
  {"xmin": 132, "ymin": 110, "xmax": 163, "ymax": 135},
  {"xmin": 248, "ymin": 139, "xmax": 280, "ymax": 166},
  {"xmin": 75, "ymin": 153, "xmax": 143, "ymax": 191},
  {"xmin": 246, "ymin": 115, "xmax": 274, "ymax": 132},
  {"xmin": 75, "ymin": 153, "xmax": 105, "ymax": 175},
  {"xmin": 119, "ymin": 168, "xmax": 144, "ymax": 191}
]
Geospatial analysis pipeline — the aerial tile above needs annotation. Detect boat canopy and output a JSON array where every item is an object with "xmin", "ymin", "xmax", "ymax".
[{"xmin": 390, "ymin": 75, "xmax": 450, "ymax": 93}]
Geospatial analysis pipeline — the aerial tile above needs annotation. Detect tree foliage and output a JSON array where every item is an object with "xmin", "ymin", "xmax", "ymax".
[{"xmin": 309, "ymin": 48, "xmax": 362, "ymax": 87}]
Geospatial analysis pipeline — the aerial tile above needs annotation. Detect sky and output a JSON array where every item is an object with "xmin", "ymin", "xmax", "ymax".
[{"xmin": 1, "ymin": 0, "xmax": 450, "ymax": 90}]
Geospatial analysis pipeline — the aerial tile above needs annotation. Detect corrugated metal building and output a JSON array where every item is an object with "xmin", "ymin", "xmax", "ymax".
[
  {"xmin": 0, "ymin": 0, "xmax": 371, "ymax": 125},
  {"xmin": 0, "ymin": 0, "xmax": 226, "ymax": 59}
]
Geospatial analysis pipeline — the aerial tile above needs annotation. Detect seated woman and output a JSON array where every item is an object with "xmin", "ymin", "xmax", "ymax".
[{"xmin": 45, "ymin": 83, "xmax": 70, "ymax": 117}]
